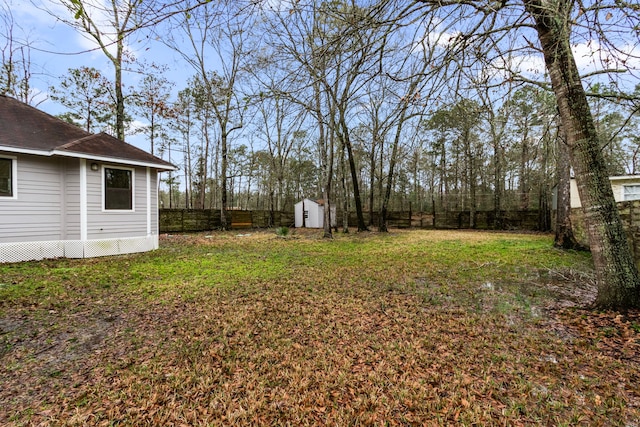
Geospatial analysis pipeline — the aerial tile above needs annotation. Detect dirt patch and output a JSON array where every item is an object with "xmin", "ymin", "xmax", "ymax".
[
  {"xmin": 540, "ymin": 267, "xmax": 598, "ymax": 309},
  {"xmin": 538, "ymin": 267, "xmax": 640, "ymax": 372}
]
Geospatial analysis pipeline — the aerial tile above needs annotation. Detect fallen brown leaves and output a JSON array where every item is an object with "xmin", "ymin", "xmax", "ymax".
[{"xmin": 1, "ymin": 230, "xmax": 639, "ymax": 426}]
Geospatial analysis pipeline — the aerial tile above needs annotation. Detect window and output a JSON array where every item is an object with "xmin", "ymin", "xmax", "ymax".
[
  {"xmin": 104, "ymin": 167, "xmax": 133, "ymax": 210},
  {"xmin": 0, "ymin": 157, "xmax": 14, "ymax": 198},
  {"xmin": 623, "ymin": 185, "xmax": 640, "ymax": 201}
]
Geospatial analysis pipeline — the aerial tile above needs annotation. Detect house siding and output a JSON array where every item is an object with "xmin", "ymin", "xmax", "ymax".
[
  {"xmin": 569, "ymin": 176, "xmax": 640, "ymax": 208},
  {"xmin": 0, "ymin": 154, "xmax": 64, "ymax": 243},
  {"xmin": 86, "ymin": 165, "xmax": 153, "ymax": 239},
  {"xmin": 63, "ymin": 158, "xmax": 81, "ymax": 239},
  {"xmin": 150, "ymin": 169, "xmax": 158, "ymax": 233},
  {"xmin": 610, "ymin": 178, "xmax": 640, "ymax": 202},
  {"xmin": 1, "ymin": 156, "xmax": 164, "ymax": 263},
  {"xmin": 294, "ymin": 199, "xmax": 336, "ymax": 228},
  {"xmin": 1, "ymin": 94, "xmax": 173, "ymax": 262},
  {"xmin": 309, "ymin": 201, "xmax": 323, "ymax": 228}
]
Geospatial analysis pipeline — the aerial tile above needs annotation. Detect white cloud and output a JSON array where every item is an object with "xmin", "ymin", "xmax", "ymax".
[
  {"xmin": 572, "ymin": 39, "xmax": 640, "ymax": 74},
  {"xmin": 491, "ymin": 53, "xmax": 546, "ymax": 79},
  {"xmin": 10, "ymin": 0, "xmax": 66, "ymax": 26},
  {"xmin": 410, "ymin": 16, "xmax": 462, "ymax": 56}
]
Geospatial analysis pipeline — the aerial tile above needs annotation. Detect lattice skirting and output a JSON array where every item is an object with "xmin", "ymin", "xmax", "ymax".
[{"xmin": 0, "ymin": 236, "xmax": 159, "ymax": 263}]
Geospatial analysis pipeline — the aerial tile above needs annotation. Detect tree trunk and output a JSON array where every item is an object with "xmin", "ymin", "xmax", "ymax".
[
  {"xmin": 493, "ymin": 137, "xmax": 503, "ymax": 229},
  {"xmin": 340, "ymin": 125, "xmax": 368, "ymax": 232},
  {"xmin": 220, "ymin": 133, "xmax": 229, "ymax": 230},
  {"xmin": 519, "ymin": 130, "xmax": 530, "ymax": 210},
  {"xmin": 269, "ymin": 189, "xmax": 275, "ymax": 228},
  {"xmin": 378, "ymin": 108, "xmax": 406, "ymax": 232},
  {"xmin": 554, "ymin": 124, "xmax": 584, "ymax": 249},
  {"xmin": 465, "ymin": 131, "xmax": 476, "ymax": 229},
  {"xmin": 115, "ymin": 41, "xmax": 125, "ymax": 141},
  {"xmin": 368, "ymin": 136, "xmax": 376, "ymax": 227},
  {"xmin": 198, "ymin": 122, "xmax": 210, "ymax": 210},
  {"xmin": 524, "ymin": 0, "xmax": 640, "ymax": 308},
  {"xmin": 340, "ymin": 143, "xmax": 350, "ymax": 233},
  {"xmin": 314, "ymin": 81, "xmax": 332, "ymax": 239}
]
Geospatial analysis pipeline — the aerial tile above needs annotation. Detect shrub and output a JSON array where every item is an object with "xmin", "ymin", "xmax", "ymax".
[{"xmin": 275, "ymin": 226, "xmax": 290, "ymax": 237}]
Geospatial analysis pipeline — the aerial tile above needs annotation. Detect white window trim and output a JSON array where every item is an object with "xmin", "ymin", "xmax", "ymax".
[
  {"xmin": 102, "ymin": 164, "xmax": 135, "ymax": 212},
  {"xmin": 0, "ymin": 155, "xmax": 18, "ymax": 200},
  {"xmin": 622, "ymin": 184, "xmax": 640, "ymax": 202}
]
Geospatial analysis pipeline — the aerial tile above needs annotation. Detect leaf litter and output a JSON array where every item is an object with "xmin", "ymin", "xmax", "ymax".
[{"xmin": 0, "ymin": 230, "xmax": 638, "ymax": 426}]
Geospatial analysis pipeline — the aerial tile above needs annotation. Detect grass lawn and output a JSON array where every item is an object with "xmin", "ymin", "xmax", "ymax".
[{"xmin": 1, "ymin": 229, "xmax": 639, "ymax": 426}]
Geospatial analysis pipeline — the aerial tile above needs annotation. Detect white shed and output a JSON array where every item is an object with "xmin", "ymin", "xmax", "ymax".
[{"xmin": 294, "ymin": 198, "xmax": 336, "ymax": 228}]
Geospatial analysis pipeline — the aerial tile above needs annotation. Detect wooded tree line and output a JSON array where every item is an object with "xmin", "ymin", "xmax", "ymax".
[{"xmin": 2, "ymin": 0, "xmax": 640, "ymax": 307}]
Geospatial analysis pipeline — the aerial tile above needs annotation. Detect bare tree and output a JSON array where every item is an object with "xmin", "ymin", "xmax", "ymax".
[
  {"xmin": 523, "ymin": 0, "xmax": 640, "ymax": 307},
  {"xmin": 0, "ymin": 1, "xmax": 41, "ymax": 104},
  {"xmin": 49, "ymin": 0, "xmax": 141, "ymax": 140},
  {"xmin": 411, "ymin": 0, "xmax": 640, "ymax": 308},
  {"xmin": 164, "ymin": 0, "xmax": 250, "ymax": 229},
  {"xmin": 43, "ymin": 0, "xmax": 206, "ymax": 140},
  {"xmin": 554, "ymin": 123, "xmax": 584, "ymax": 249}
]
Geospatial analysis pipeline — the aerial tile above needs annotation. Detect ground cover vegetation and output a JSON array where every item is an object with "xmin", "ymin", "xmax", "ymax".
[
  {"xmin": 1, "ymin": 230, "xmax": 639, "ymax": 426},
  {"xmin": 4, "ymin": 0, "xmax": 640, "ymax": 306}
]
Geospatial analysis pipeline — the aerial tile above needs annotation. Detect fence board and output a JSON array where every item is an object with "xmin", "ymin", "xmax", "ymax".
[
  {"xmin": 231, "ymin": 211, "xmax": 253, "ymax": 229},
  {"xmin": 159, "ymin": 209, "xmax": 546, "ymax": 233}
]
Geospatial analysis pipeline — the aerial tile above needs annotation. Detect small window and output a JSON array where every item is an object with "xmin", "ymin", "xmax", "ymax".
[
  {"xmin": 304, "ymin": 210, "xmax": 309, "ymax": 219},
  {"xmin": 0, "ymin": 157, "xmax": 13, "ymax": 197},
  {"xmin": 623, "ymin": 185, "xmax": 640, "ymax": 201},
  {"xmin": 104, "ymin": 167, "xmax": 133, "ymax": 210}
]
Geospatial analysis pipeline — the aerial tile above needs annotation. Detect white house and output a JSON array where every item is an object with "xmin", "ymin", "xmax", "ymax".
[
  {"xmin": 294, "ymin": 198, "xmax": 337, "ymax": 228},
  {"xmin": 568, "ymin": 176, "xmax": 640, "ymax": 208},
  {"xmin": 0, "ymin": 95, "xmax": 176, "ymax": 263}
]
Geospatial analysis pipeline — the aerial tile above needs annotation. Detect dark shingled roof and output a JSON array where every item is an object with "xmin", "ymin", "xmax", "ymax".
[{"xmin": 0, "ymin": 94, "xmax": 175, "ymax": 170}]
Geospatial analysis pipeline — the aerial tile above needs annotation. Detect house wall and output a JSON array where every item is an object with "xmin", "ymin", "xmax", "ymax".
[
  {"xmin": 571, "ymin": 200, "xmax": 640, "ymax": 267},
  {"xmin": 0, "ymin": 153, "xmax": 65, "ymax": 243},
  {"xmin": 295, "ymin": 199, "xmax": 323, "ymax": 228},
  {"xmin": 86, "ymin": 165, "xmax": 155, "ymax": 239},
  {"xmin": 0, "ymin": 156, "xmax": 161, "ymax": 263},
  {"xmin": 610, "ymin": 178, "xmax": 640, "ymax": 202},
  {"xmin": 569, "ymin": 179, "xmax": 581, "ymax": 208},
  {"xmin": 569, "ymin": 177, "xmax": 640, "ymax": 208},
  {"xmin": 63, "ymin": 158, "xmax": 81, "ymax": 239},
  {"xmin": 294, "ymin": 201, "xmax": 302, "ymax": 227},
  {"xmin": 294, "ymin": 199, "xmax": 337, "ymax": 228},
  {"xmin": 151, "ymin": 169, "xmax": 159, "ymax": 234}
]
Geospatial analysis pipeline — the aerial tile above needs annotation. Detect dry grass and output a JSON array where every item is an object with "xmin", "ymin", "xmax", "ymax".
[{"xmin": 1, "ymin": 230, "xmax": 639, "ymax": 426}]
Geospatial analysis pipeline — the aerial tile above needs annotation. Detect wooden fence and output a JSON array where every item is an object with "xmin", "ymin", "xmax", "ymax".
[
  {"xmin": 571, "ymin": 200, "xmax": 640, "ymax": 262},
  {"xmin": 159, "ymin": 208, "xmax": 545, "ymax": 233},
  {"xmin": 159, "ymin": 209, "xmax": 296, "ymax": 233}
]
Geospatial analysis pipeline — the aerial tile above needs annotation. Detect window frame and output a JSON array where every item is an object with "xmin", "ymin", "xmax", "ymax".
[
  {"xmin": 102, "ymin": 165, "xmax": 135, "ymax": 212},
  {"xmin": 622, "ymin": 184, "xmax": 640, "ymax": 202},
  {"xmin": 0, "ymin": 155, "xmax": 17, "ymax": 200}
]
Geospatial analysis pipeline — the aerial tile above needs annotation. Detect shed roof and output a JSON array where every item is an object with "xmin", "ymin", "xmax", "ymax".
[{"xmin": 0, "ymin": 95, "xmax": 175, "ymax": 171}]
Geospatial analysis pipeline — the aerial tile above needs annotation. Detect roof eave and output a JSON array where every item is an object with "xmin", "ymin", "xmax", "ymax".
[
  {"xmin": 52, "ymin": 150, "xmax": 178, "ymax": 171},
  {"xmin": 0, "ymin": 145, "xmax": 177, "ymax": 171}
]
